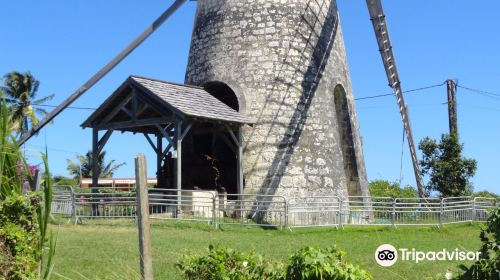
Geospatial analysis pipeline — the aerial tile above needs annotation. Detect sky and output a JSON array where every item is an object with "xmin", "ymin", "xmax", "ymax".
[{"xmin": 1, "ymin": 1, "xmax": 499, "ymax": 194}]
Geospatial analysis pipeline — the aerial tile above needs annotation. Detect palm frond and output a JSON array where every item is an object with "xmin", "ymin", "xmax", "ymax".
[
  {"xmin": 35, "ymin": 107, "xmax": 48, "ymax": 116},
  {"xmin": 32, "ymin": 94, "xmax": 55, "ymax": 105}
]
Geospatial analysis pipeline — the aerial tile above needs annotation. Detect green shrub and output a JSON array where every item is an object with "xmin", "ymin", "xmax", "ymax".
[
  {"xmin": 285, "ymin": 246, "xmax": 372, "ymax": 280},
  {"xmin": 176, "ymin": 244, "xmax": 283, "ymax": 280},
  {"xmin": 458, "ymin": 207, "xmax": 500, "ymax": 280},
  {"xmin": 474, "ymin": 191, "xmax": 499, "ymax": 199},
  {"xmin": 369, "ymin": 180, "xmax": 418, "ymax": 198},
  {"xmin": 176, "ymin": 245, "xmax": 371, "ymax": 280},
  {"xmin": 0, "ymin": 193, "xmax": 41, "ymax": 280}
]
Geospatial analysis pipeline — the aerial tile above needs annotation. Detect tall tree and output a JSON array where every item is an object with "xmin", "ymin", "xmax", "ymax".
[
  {"xmin": 418, "ymin": 133, "xmax": 477, "ymax": 197},
  {"xmin": 67, "ymin": 150, "xmax": 126, "ymax": 179},
  {"xmin": 0, "ymin": 71, "xmax": 54, "ymax": 134}
]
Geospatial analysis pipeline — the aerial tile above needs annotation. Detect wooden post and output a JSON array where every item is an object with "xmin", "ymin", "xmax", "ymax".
[
  {"xmin": 91, "ymin": 128, "xmax": 99, "ymax": 216},
  {"xmin": 175, "ymin": 122, "xmax": 183, "ymax": 216},
  {"xmin": 446, "ymin": 79, "xmax": 458, "ymax": 137},
  {"xmin": 31, "ymin": 169, "xmax": 42, "ymax": 191},
  {"xmin": 135, "ymin": 153, "xmax": 153, "ymax": 280},
  {"xmin": 156, "ymin": 134, "xmax": 162, "ymax": 188}
]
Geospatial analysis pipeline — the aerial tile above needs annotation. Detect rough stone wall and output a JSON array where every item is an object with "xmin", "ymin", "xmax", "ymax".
[{"xmin": 185, "ymin": 0, "xmax": 370, "ymax": 200}]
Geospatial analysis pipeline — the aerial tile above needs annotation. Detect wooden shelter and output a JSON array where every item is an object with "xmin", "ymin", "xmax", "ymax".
[{"xmin": 82, "ymin": 76, "xmax": 252, "ymax": 198}]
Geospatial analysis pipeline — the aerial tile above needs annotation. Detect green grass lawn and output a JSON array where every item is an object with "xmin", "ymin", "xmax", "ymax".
[{"xmin": 50, "ymin": 220, "xmax": 483, "ymax": 280}]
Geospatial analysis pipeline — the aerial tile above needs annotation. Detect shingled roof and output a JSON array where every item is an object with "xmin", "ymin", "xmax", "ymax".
[
  {"xmin": 82, "ymin": 75, "xmax": 252, "ymax": 130},
  {"xmin": 130, "ymin": 76, "xmax": 251, "ymax": 124}
]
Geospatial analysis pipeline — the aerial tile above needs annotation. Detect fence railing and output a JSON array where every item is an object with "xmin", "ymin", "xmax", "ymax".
[
  {"xmin": 148, "ymin": 189, "xmax": 216, "ymax": 224},
  {"xmin": 51, "ymin": 186, "xmax": 498, "ymax": 228}
]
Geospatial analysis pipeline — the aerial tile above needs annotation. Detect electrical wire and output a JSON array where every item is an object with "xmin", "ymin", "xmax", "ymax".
[
  {"xmin": 6, "ymin": 100, "xmax": 96, "ymax": 111},
  {"xmin": 355, "ymin": 82, "xmax": 446, "ymax": 101},
  {"xmin": 457, "ymin": 85, "xmax": 500, "ymax": 101},
  {"xmin": 13, "ymin": 82, "xmax": 499, "ymax": 111},
  {"xmin": 26, "ymin": 143, "xmax": 80, "ymax": 155},
  {"xmin": 33, "ymin": 104, "xmax": 96, "ymax": 110}
]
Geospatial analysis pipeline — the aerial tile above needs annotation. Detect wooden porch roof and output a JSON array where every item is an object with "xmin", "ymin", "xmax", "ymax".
[{"xmin": 81, "ymin": 75, "xmax": 252, "ymax": 133}]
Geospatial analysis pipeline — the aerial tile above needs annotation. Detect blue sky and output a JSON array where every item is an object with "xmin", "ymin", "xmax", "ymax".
[{"xmin": 1, "ymin": 1, "xmax": 498, "ymax": 194}]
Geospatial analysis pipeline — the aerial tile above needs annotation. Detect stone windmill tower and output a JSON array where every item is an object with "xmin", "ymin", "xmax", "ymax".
[{"xmin": 185, "ymin": 0, "xmax": 369, "ymax": 199}]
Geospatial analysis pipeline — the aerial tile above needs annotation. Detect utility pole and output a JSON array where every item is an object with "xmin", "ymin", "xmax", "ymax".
[{"xmin": 446, "ymin": 79, "xmax": 458, "ymax": 137}]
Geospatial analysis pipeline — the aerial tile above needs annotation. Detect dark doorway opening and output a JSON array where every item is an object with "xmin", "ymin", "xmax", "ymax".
[
  {"xmin": 203, "ymin": 81, "xmax": 239, "ymax": 111},
  {"xmin": 334, "ymin": 85, "xmax": 360, "ymax": 196},
  {"xmin": 182, "ymin": 82, "xmax": 240, "ymax": 195}
]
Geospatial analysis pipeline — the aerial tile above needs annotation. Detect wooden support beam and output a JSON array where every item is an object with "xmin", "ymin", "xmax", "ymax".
[
  {"xmin": 136, "ymin": 102, "xmax": 150, "ymax": 118},
  {"xmin": 131, "ymin": 89, "xmax": 138, "ymax": 120},
  {"xmin": 155, "ymin": 124, "xmax": 174, "ymax": 146},
  {"xmin": 97, "ymin": 130, "xmax": 113, "ymax": 154},
  {"xmin": 91, "ymin": 128, "xmax": 99, "ymax": 216},
  {"xmin": 174, "ymin": 121, "xmax": 183, "ymax": 215},
  {"xmin": 96, "ymin": 117, "xmax": 174, "ymax": 130},
  {"xmin": 190, "ymin": 126, "xmax": 228, "ymax": 135},
  {"xmin": 161, "ymin": 144, "xmax": 173, "ymax": 161},
  {"xmin": 101, "ymin": 93, "xmax": 134, "ymax": 124},
  {"xmin": 92, "ymin": 128, "xmax": 99, "ymax": 189},
  {"xmin": 144, "ymin": 133, "xmax": 158, "ymax": 153},
  {"xmin": 156, "ymin": 135, "xmax": 163, "ymax": 184},
  {"xmin": 225, "ymin": 124, "xmax": 241, "ymax": 146},
  {"xmin": 121, "ymin": 107, "xmax": 133, "ymax": 118},
  {"xmin": 180, "ymin": 123, "xmax": 193, "ymax": 141}
]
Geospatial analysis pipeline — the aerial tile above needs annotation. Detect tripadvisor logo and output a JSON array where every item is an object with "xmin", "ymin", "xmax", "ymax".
[
  {"xmin": 375, "ymin": 244, "xmax": 398, "ymax": 267},
  {"xmin": 375, "ymin": 244, "xmax": 481, "ymax": 267}
]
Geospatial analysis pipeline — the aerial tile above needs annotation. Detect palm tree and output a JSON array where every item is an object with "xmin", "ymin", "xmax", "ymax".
[
  {"xmin": 67, "ymin": 150, "xmax": 126, "ymax": 179},
  {"xmin": 0, "ymin": 71, "xmax": 54, "ymax": 134}
]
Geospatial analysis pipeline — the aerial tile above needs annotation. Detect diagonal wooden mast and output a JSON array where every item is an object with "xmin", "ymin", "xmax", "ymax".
[
  {"xmin": 18, "ymin": 0, "xmax": 188, "ymax": 145},
  {"xmin": 365, "ymin": 0, "xmax": 426, "ymax": 197}
]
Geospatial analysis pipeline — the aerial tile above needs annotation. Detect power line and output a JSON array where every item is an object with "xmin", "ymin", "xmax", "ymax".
[
  {"xmin": 26, "ymin": 144, "xmax": 80, "ymax": 155},
  {"xmin": 34, "ymin": 104, "xmax": 96, "ymax": 110},
  {"xmin": 355, "ymin": 93, "xmax": 393, "ymax": 101},
  {"xmin": 457, "ymin": 103, "xmax": 500, "ymax": 112},
  {"xmin": 16, "ymin": 82, "xmax": 496, "ymax": 110},
  {"xmin": 7, "ymin": 100, "xmax": 96, "ymax": 111},
  {"xmin": 457, "ymin": 85, "xmax": 500, "ymax": 101},
  {"xmin": 355, "ymin": 82, "xmax": 446, "ymax": 101}
]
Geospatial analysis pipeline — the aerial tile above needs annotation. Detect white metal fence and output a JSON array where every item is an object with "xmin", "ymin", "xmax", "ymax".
[{"xmin": 51, "ymin": 186, "xmax": 498, "ymax": 228}]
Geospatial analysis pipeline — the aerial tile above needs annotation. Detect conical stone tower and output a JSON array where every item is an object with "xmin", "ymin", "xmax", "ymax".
[{"xmin": 185, "ymin": 0, "xmax": 369, "ymax": 199}]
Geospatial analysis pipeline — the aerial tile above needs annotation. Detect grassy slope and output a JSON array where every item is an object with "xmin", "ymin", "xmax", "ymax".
[{"xmin": 51, "ymin": 221, "xmax": 483, "ymax": 280}]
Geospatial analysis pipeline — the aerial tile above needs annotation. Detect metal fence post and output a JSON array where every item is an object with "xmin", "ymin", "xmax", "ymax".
[
  {"xmin": 284, "ymin": 198, "xmax": 289, "ymax": 230},
  {"xmin": 338, "ymin": 198, "xmax": 343, "ymax": 228},
  {"xmin": 70, "ymin": 187, "xmax": 77, "ymax": 222},
  {"xmin": 472, "ymin": 197, "xmax": 476, "ymax": 222},
  {"xmin": 439, "ymin": 198, "xmax": 443, "ymax": 227},
  {"xmin": 390, "ymin": 199, "xmax": 394, "ymax": 227},
  {"xmin": 212, "ymin": 193, "xmax": 217, "ymax": 229}
]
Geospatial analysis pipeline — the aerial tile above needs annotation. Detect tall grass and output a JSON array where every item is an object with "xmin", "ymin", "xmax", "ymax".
[
  {"xmin": 0, "ymin": 96, "xmax": 30, "ymax": 199},
  {"xmin": 0, "ymin": 96, "xmax": 55, "ymax": 279}
]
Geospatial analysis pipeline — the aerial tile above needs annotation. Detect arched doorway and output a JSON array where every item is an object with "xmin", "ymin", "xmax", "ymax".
[{"xmin": 334, "ymin": 85, "xmax": 361, "ymax": 197}]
